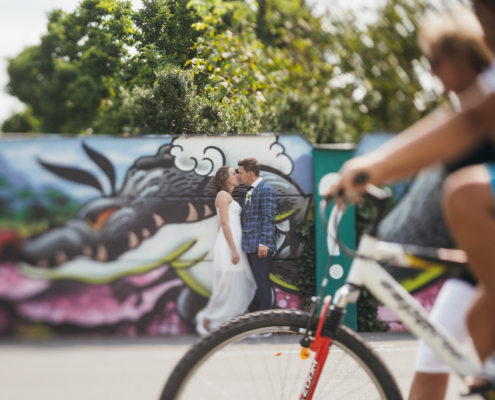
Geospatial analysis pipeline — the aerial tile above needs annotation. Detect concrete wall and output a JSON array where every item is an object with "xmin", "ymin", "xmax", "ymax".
[{"xmin": 0, "ymin": 134, "xmax": 313, "ymax": 337}]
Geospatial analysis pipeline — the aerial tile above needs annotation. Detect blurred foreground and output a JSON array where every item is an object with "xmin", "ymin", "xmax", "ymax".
[{"xmin": 0, "ymin": 333, "xmax": 468, "ymax": 400}]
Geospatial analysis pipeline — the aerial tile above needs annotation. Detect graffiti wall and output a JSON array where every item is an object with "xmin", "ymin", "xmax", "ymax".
[
  {"xmin": 0, "ymin": 134, "xmax": 313, "ymax": 337},
  {"xmin": 356, "ymin": 133, "xmax": 447, "ymax": 332}
]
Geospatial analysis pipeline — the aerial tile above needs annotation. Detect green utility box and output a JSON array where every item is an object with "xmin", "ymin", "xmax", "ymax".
[{"xmin": 314, "ymin": 144, "xmax": 357, "ymax": 330}]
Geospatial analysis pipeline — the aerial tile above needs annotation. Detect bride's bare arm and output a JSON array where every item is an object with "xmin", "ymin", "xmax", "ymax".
[{"xmin": 217, "ymin": 192, "xmax": 240, "ymax": 264}]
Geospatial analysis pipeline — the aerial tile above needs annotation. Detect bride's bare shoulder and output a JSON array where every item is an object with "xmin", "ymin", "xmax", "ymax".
[{"xmin": 216, "ymin": 191, "xmax": 233, "ymax": 207}]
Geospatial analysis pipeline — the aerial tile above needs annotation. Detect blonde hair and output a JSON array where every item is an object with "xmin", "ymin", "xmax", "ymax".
[{"xmin": 418, "ymin": 7, "xmax": 492, "ymax": 73}]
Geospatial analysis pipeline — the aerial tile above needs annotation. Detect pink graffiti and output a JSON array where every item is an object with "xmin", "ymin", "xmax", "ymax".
[
  {"xmin": 378, "ymin": 280, "xmax": 446, "ymax": 332},
  {"xmin": 147, "ymin": 301, "xmax": 192, "ymax": 335},
  {"xmin": 124, "ymin": 266, "xmax": 169, "ymax": 287},
  {"xmin": 115, "ymin": 321, "xmax": 138, "ymax": 337},
  {"xmin": 0, "ymin": 305, "xmax": 10, "ymax": 334},
  {"xmin": 275, "ymin": 287, "xmax": 302, "ymax": 310},
  {"xmin": 17, "ymin": 278, "xmax": 183, "ymax": 327},
  {"xmin": 0, "ymin": 263, "xmax": 50, "ymax": 301}
]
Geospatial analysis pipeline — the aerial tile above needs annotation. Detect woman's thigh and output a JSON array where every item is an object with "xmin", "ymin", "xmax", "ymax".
[{"xmin": 443, "ymin": 164, "xmax": 493, "ymax": 218}]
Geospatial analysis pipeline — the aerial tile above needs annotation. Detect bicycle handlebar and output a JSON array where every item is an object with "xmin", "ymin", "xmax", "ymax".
[
  {"xmin": 319, "ymin": 172, "xmax": 392, "ymax": 241},
  {"xmin": 319, "ymin": 172, "xmax": 390, "ymax": 207}
]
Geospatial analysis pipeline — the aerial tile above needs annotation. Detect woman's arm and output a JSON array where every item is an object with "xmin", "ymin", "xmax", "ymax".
[
  {"xmin": 332, "ymin": 93, "xmax": 495, "ymax": 197},
  {"xmin": 217, "ymin": 192, "xmax": 240, "ymax": 264},
  {"xmin": 372, "ymin": 106, "xmax": 488, "ymax": 182}
]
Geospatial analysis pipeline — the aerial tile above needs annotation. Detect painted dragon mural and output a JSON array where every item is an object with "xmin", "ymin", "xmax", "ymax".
[
  {"xmin": 0, "ymin": 134, "xmax": 313, "ymax": 336},
  {"xmin": 355, "ymin": 133, "xmax": 456, "ymax": 331}
]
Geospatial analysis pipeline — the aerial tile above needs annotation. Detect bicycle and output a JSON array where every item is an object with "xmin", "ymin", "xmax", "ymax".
[{"xmin": 161, "ymin": 172, "xmax": 494, "ymax": 400}]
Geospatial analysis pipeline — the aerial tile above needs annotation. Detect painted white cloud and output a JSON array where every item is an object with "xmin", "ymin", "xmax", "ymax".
[
  {"xmin": 38, "ymin": 172, "xmax": 61, "ymax": 184},
  {"xmin": 40, "ymin": 148, "xmax": 85, "ymax": 165},
  {"xmin": 2, "ymin": 145, "xmax": 40, "ymax": 161},
  {"xmin": 105, "ymin": 150, "xmax": 135, "ymax": 165},
  {"xmin": 80, "ymin": 161, "xmax": 97, "ymax": 170},
  {"xmin": 170, "ymin": 135, "xmax": 293, "ymax": 176},
  {"xmin": 71, "ymin": 186, "xmax": 102, "ymax": 199},
  {"xmin": 135, "ymin": 140, "xmax": 166, "ymax": 154}
]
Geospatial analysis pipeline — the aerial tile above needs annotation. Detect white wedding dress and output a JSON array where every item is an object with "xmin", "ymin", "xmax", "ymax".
[{"xmin": 196, "ymin": 191, "xmax": 257, "ymax": 335}]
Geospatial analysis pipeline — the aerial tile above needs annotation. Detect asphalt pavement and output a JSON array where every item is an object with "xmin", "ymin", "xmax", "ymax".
[{"xmin": 0, "ymin": 332, "xmax": 470, "ymax": 400}]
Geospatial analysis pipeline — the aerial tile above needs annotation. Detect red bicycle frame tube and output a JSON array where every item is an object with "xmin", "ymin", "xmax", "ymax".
[{"xmin": 299, "ymin": 295, "xmax": 332, "ymax": 400}]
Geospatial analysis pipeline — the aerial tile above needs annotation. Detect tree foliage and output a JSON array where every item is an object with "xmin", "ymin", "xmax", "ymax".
[
  {"xmin": 5, "ymin": 0, "xmax": 135, "ymax": 134},
  {"xmin": 1, "ymin": 108, "xmax": 41, "ymax": 133},
  {"xmin": 132, "ymin": 0, "xmax": 201, "ymax": 70},
  {"xmin": 3, "ymin": 0, "xmax": 444, "ymax": 140},
  {"xmin": 121, "ymin": 64, "xmax": 243, "ymax": 134},
  {"xmin": 295, "ymin": 219, "xmax": 316, "ymax": 310},
  {"xmin": 188, "ymin": 0, "xmax": 442, "ymax": 141}
]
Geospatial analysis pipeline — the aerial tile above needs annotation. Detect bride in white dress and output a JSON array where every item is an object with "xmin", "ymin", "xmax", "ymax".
[{"xmin": 196, "ymin": 166, "xmax": 257, "ymax": 335}]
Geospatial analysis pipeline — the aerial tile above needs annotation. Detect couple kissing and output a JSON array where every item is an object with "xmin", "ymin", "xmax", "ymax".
[{"xmin": 196, "ymin": 157, "xmax": 277, "ymax": 335}]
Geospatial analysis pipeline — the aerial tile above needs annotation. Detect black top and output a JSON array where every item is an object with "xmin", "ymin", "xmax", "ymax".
[
  {"xmin": 445, "ymin": 139, "xmax": 495, "ymax": 285},
  {"xmin": 446, "ymin": 139, "xmax": 495, "ymax": 172}
]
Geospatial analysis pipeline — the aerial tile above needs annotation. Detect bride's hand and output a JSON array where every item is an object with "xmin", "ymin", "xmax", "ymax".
[{"xmin": 231, "ymin": 248, "xmax": 240, "ymax": 264}]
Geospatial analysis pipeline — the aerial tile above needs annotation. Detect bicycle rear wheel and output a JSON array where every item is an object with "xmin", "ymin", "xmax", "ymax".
[{"xmin": 161, "ymin": 310, "xmax": 402, "ymax": 400}]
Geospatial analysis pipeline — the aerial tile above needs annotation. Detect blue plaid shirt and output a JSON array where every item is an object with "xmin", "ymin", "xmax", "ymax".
[{"xmin": 241, "ymin": 179, "xmax": 277, "ymax": 253}]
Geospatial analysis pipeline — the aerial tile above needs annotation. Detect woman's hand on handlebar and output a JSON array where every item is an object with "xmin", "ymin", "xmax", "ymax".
[{"xmin": 326, "ymin": 155, "xmax": 384, "ymax": 206}]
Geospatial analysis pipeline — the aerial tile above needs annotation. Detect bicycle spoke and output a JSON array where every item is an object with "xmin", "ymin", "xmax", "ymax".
[
  {"xmin": 287, "ymin": 342, "xmax": 309, "ymax": 399},
  {"xmin": 163, "ymin": 312, "xmax": 398, "ymax": 400},
  {"xmin": 239, "ymin": 339, "xmax": 263, "ymax": 399},
  {"xmin": 232, "ymin": 342, "xmax": 253, "ymax": 399},
  {"xmin": 317, "ymin": 347, "xmax": 382, "ymax": 400},
  {"xmin": 274, "ymin": 332, "xmax": 286, "ymax": 399},
  {"xmin": 280, "ymin": 334, "xmax": 299, "ymax": 400},
  {"xmin": 313, "ymin": 346, "xmax": 346, "ymax": 397},
  {"xmin": 259, "ymin": 335, "xmax": 277, "ymax": 399}
]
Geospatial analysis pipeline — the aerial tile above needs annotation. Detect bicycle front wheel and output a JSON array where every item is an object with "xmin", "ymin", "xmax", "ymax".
[{"xmin": 161, "ymin": 310, "xmax": 402, "ymax": 400}]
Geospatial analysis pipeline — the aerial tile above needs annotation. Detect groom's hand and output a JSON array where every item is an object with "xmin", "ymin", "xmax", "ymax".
[{"xmin": 258, "ymin": 245, "xmax": 268, "ymax": 258}]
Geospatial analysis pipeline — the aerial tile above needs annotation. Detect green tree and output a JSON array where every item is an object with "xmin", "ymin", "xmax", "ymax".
[
  {"xmin": 327, "ymin": 0, "xmax": 440, "ymax": 135},
  {"xmin": 5, "ymin": 0, "xmax": 135, "ymax": 134},
  {"xmin": 188, "ymin": 0, "xmax": 442, "ymax": 142},
  {"xmin": 121, "ymin": 64, "xmax": 244, "ymax": 134},
  {"xmin": 1, "ymin": 108, "xmax": 40, "ymax": 133},
  {"xmin": 132, "ymin": 0, "xmax": 201, "ymax": 72},
  {"xmin": 295, "ymin": 219, "xmax": 316, "ymax": 310},
  {"xmin": 3, "ymin": 0, "xmax": 444, "ymax": 140}
]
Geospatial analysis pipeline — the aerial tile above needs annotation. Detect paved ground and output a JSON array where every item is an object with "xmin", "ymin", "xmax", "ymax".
[
  {"xmin": 0, "ymin": 332, "xmax": 470, "ymax": 400},
  {"xmin": 362, "ymin": 332, "xmax": 467, "ymax": 400}
]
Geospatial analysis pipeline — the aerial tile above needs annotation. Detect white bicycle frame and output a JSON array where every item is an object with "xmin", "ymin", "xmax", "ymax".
[{"xmin": 332, "ymin": 233, "xmax": 484, "ymax": 379}]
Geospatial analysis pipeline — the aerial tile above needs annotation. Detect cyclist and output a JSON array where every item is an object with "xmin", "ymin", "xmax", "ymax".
[
  {"xmin": 373, "ymin": 8, "xmax": 493, "ymax": 400},
  {"xmin": 328, "ymin": 0, "xmax": 495, "ymax": 380}
]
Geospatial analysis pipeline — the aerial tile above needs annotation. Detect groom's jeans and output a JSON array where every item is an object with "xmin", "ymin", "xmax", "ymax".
[{"xmin": 246, "ymin": 252, "xmax": 273, "ymax": 312}]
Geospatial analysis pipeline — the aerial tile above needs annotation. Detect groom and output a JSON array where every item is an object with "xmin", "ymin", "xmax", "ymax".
[{"xmin": 237, "ymin": 157, "xmax": 277, "ymax": 311}]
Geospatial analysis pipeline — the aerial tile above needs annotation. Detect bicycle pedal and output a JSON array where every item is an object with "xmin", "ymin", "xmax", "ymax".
[{"xmin": 460, "ymin": 382, "xmax": 495, "ymax": 399}]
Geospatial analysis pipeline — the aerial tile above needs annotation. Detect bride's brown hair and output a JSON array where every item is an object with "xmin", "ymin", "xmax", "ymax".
[{"xmin": 212, "ymin": 166, "xmax": 232, "ymax": 193}]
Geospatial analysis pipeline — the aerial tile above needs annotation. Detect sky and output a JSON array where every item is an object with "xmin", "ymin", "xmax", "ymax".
[{"xmin": 0, "ymin": 0, "xmax": 373, "ymax": 129}]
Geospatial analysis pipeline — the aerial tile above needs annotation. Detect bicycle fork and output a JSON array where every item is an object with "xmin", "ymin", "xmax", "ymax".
[{"xmin": 299, "ymin": 284, "xmax": 359, "ymax": 400}]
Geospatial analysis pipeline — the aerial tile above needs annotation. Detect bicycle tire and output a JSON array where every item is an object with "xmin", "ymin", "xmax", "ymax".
[{"xmin": 161, "ymin": 310, "xmax": 403, "ymax": 400}]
